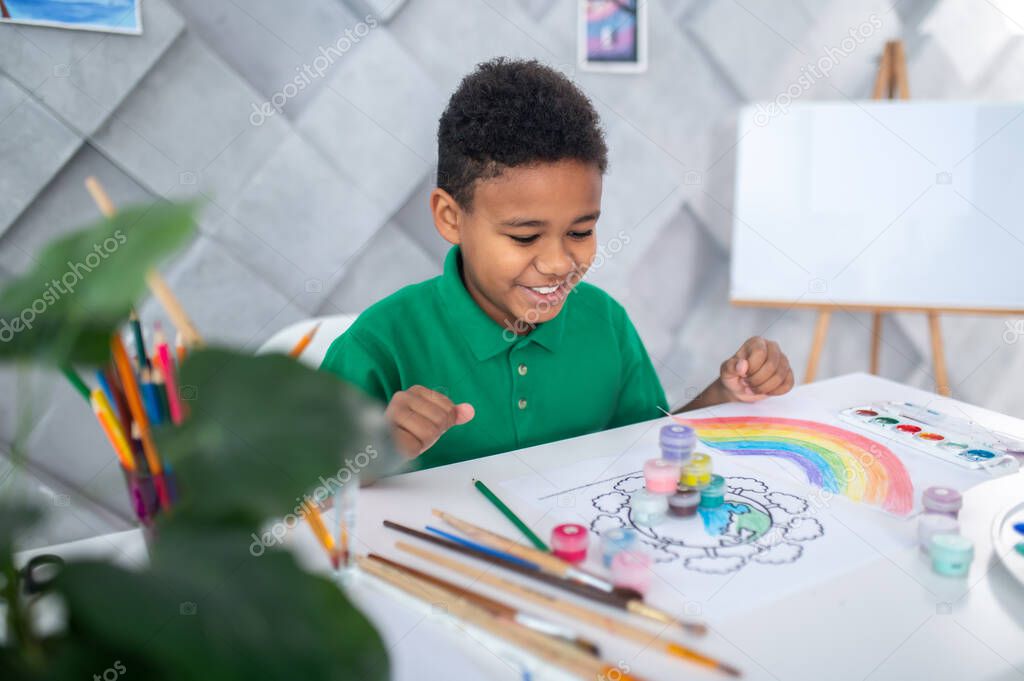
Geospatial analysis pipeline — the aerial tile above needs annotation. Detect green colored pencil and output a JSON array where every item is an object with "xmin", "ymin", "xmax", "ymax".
[
  {"xmin": 472, "ymin": 478, "xmax": 549, "ymax": 552},
  {"xmin": 60, "ymin": 365, "xmax": 90, "ymax": 402}
]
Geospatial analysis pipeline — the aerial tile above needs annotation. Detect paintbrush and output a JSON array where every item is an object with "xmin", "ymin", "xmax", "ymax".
[
  {"xmin": 395, "ymin": 542, "xmax": 729, "ymax": 673},
  {"xmin": 432, "ymin": 509, "xmax": 614, "ymax": 592},
  {"xmin": 358, "ymin": 555, "xmax": 649, "ymax": 681},
  {"xmin": 383, "ymin": 521, "xmax": 704, "ymax": 634},
  {"xmin": 368, "ymin": 553, "xmax": 600, "ymax": 656}
]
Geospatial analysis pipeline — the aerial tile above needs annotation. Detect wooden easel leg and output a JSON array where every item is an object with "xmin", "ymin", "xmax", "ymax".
[
  {"xmin": 805, "ymin": 309, "xmax": 832, "ymax": 384},
  {"xmin": 870, "ymin": 311, "xmax": 883, "ymax": 375},
  {"xmin": 927, "ymin": 311, "xmax": 951, "ymax": 396}
]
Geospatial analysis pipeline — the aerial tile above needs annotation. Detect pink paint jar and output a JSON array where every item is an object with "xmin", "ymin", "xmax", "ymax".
[
  {"xmin": 644, "ymin": 458, "xmax": 681, "ymax": 495},
  {"xmin": 611, "ymin": 550, "xmax": 652, "ymax": 596},
  {"xmin": 551, "ymin": 523, "xmax": 589, "ymax": 563}
]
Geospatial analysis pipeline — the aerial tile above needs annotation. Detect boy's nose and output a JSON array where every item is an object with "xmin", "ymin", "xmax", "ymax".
[{"xmin": 534, "ymin": 242, "xmax": 575, "ymax": 279}]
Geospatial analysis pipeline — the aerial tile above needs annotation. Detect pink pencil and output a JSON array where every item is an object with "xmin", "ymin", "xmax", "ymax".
[{"xmin": 154, "ymin": 324, "xmax": 185, "ymax": 425}]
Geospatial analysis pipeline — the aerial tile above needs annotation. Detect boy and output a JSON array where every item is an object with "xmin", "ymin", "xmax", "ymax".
[{"xmin": 321, "ymin": 58, "xmax": 793, "ymax": 469}]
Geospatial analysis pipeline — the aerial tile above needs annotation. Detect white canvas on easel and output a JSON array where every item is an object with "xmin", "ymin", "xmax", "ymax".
[{"xmin": 731, "ymin": 100, "xmax": 1024, "ymax": 312}]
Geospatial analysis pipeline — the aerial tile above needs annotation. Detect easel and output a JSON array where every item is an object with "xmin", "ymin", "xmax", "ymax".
[{"xmin": 805, "ymin": 41, "xmax": 952, "ymax": 394}]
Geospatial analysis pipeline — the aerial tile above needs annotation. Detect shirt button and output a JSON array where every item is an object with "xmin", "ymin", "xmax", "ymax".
[
  {"xmin": 518, "ymin": 398, "xmax": 527, "ymax": 410},
  {"xmin": 517, "ymin": 363, "xmax": 528, "ymax": 376}
]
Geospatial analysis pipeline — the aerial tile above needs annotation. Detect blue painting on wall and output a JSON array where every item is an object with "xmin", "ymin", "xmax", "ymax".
[{"xmin": 0, "ymin": 0, "xmax": 142, "ymax": 35}]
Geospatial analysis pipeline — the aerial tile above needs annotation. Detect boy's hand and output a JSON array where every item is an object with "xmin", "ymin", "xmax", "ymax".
[
  {"xmin": 719, "ymin": 336, "xmax": 794, "ymax": 403},
  {"xmin": 386, "ymin": 385, "xmax": 475, "ymax": 458}
]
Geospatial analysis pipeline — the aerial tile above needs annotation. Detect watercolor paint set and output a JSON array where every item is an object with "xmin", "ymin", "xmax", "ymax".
[{"xmin": 839, "ymin": 402, "xmax": 1022, "ymax": 471}]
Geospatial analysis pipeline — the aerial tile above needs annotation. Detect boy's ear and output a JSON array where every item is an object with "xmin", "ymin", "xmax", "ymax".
[{"xmin": 430, "ymin": 187, "xmax": 462, "ymax": 245}]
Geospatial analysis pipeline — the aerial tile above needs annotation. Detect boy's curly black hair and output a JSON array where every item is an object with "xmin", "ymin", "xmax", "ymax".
[{"xmin": 437, "ymin": 58, "xmax": 608, "ymax": 210}]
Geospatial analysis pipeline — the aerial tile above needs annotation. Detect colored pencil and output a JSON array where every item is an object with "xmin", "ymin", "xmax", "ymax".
[
  {"xmin": 84, "ymin": 176, "xmax": 204, "ymax": 348},
  {"xmin": 139, "ymin": 367, "xmax": 163, "ymax": 425},
  {"xmin": 154, "ymin": 325, "xmax": 185, "ymax": 425},
  {"xmin": 384, "ymin": 521, "xmax": 632, "ymax": 608},
  {"xmin": 90, "ymin": 389, "xmax": 135, "ymax": 471},
  {"xmin": 61, "ymin": 365, "xmax": 90, "ymax": 402},
  {"xmin": 111, "ymin": 334, "xmax": 170, "ymax": 509},
  {"xmin": 289, "ymin": 322, "xmax": 321, "ymax": 358},
  {"xmin": 433, "ymin": 509, "xmax": 613, "ymax": 592},
  {"xmin": 368, "ymin": 553, "xmax": 599, "ymax": 656},
  {"xmin": 129, "ymin": 310, "xmax": 150, "ymax": 371},
  {"xmin": 395, "ymin": 542, "xmax": 725, "ymax": 671},
  {"xmin": 100, "ymin": 366, "xmax": 132, "ymax": 433},
  {"xmin": 302, "ymin": 499, "xmax": 338, "ymax": 568},
  {"xmin": 473, "ymin": 478, "xmax": 549, "ymax": 551},
  {"xmin": 425, "ymin": 525, "xmax": 540, "ymax": 569},
  {"xmin": 358, "ymin": 556, "xmax": 648, "ymax": 681},
  {"xmin": 175, "ymin": 331, "xmax": 186, "ymax": 365}
]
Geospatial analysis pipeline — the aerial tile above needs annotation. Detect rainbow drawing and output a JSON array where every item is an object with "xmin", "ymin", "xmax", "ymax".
[{"xmin": 675, "ymin": 416, "xmax": 914, "ymax": 516}]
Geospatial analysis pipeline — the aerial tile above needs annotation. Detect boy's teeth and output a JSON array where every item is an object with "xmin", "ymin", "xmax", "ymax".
[{"xmin": 529, "ymin": 284, "xmax": 559, "ymax": 294}]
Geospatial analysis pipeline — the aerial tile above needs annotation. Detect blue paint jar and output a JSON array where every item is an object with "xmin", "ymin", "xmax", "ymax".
[
  {"xmin": 600, "ymin": 527, "xmax": 639, "ymax": 568},
  {"xmin": 660, "ymin": 424, "xmax": 696, "ymax": 463}
]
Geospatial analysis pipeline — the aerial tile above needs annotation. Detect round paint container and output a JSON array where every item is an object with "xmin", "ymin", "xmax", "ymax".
[
  {"xmin": 922, "ymin": 486, "xmax": 962, "ymax": 518},
  {"xmin": 917, "ymin": 432, "xmax": 944, "ymax": 442},
  {"xmin": 854, "ymin": 408, "xmax": 878, "ymax": 417},
  {"xmin": 631, "ymin": 490, "xmax": 668, "ymax": 527},
  {"xmin": 551, "ymin": 523, "xmax": 589, "ymax": 563},
  {"xmin": 871, "ymin": 416, "xmax": 899, "ymax": 426},
  {"xmin": 929, "ymin": 533, "xmax": 974, "ymax": 577},
  {"xmin": 668, "ymin": 486, "xmax": 700, "ymax": 517},
  {"xmin": 680, "ymin": 453, "xmax": 712, "ymax": 488},
  {"xmin": 611, "ymin": 549, "xmax": 652, "ymax": 595},
  {"xmin": 918, "ymin": 513, "xmax": 959, "ymax": 553},
  {"xmin": 660, "ymin": 424, "xmax": 696, "ymax": 463},
  {"xmin": 895, "ymin": 424, "xmax": 921, "ymax": 434},
  {"xmin": 644, "ymin": 458, "xmax": 681, "ymax": 495},
  {"xmin": 600, "ymin": 527, "xmax": 638, "ymax": 568},
  {"xmin": 699, "ymin": 475, "xmax": 726, "ymax": 508}
]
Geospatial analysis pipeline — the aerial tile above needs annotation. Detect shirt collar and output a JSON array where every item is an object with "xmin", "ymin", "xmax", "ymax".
[{"xmin": 437, "ymin": 246, "xmax": 569, "ymax": 360}]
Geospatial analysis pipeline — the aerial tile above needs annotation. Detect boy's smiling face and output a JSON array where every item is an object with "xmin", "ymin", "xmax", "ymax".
[{"xmin": 431, "ymin": 159, "xmax": 602, "ymax": 333}]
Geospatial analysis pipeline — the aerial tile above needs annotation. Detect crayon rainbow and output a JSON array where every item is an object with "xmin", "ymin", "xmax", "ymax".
[{"xmin": 674, "ymin": 416, "xmax": 913, "ymax": 515}]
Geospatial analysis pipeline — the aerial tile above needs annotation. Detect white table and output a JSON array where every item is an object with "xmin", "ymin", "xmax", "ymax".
[{"xmin": 14, "ymin": 374, "xmax": 1024, "ymax": 681}]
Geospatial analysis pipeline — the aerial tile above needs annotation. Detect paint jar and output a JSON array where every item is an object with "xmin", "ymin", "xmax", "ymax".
[
  {"xmin": 660, "ymin": 424, "xmax": 696, "ymax": 463},
  {"xmin": 551, "ymin": 523, "xmax": 589, "ymax": 564},
  {"xmin": 918, "ymin": 513, "xmax": 959, "ymax": 553},
  {"xmin": 929, "ymin": 533, "xmax": 974, "ymax": 577},
  {"xmin": 600, "ymin": 527, "xmax": 639, "ymax": 568},
  {"xmin": 630, "ymin": 490, "xmax": 668, "ymax": 527},
  {"xmin": 611, "ymin": 549, "xmax": 652, "ymax": 596},
  {"xmin": 668, "ymin": 486, "xmax": 700, "ymax": 517},
  {"xmin": 644, "ymin": 458, "xmax": 681, "ymax": 495},
  {"xmin": 680, "ymin": 453, "xmax": 712, "ymax": 489},
  {"xmin": 922, "ymin": 486, "xmax": 962, "ymax": 518},
  {"xmin": 699, "ymin": 475, "xmax": 726, "ymax": 508}
]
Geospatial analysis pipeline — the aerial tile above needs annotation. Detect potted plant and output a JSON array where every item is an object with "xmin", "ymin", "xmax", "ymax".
[{"xmin": 0, "ymin": 199, "xmax": 400, "ymax": 680}]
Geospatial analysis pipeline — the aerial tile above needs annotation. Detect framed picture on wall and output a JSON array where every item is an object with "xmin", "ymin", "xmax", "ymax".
[
  {"xmin": 577, "ymin": 0, "xmax": 647, "ymax": 73},
  {"xmin": 0, "ymin": 0, "xmax": 142, "ymax": 35}
]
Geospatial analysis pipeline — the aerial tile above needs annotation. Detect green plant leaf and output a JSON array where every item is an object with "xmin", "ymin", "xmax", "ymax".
[
  {"xmin": 0, "ymin": 201, "xmax": 200, "ymax": 365},
  {"xmin": 154, "ymin": 348, "xmax": 404, "ymax": 525},
  {"xmin": 57, "ymin": 524, "xmax": 388, "ymax": 681}
]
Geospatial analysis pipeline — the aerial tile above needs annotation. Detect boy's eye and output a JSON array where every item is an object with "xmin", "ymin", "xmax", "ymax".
[
  {"xmin": 509, "ymin": 234, "xmax": 540, "ymax": 244},
  {"xmin": 568, "ymin": 229, "xmax": 594, "ymax": 240}
]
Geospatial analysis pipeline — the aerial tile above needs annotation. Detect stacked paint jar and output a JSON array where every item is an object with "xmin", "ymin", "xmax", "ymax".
[
  {"xmin": 917, "ymin": 486, "xmax": 973, "ymax": 576},
  {"xmin": 659, "ymin": 424, "xmax": 696, "ymax": 463},
  {"xmin": 680, "ymin": 453, "xmax": 712, "ymax": 489}
]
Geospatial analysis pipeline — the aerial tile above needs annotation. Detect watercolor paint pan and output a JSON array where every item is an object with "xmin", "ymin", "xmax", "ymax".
[{"xmin": 839, "ymin": 403, "xmax": 1019, "ymax": 472}]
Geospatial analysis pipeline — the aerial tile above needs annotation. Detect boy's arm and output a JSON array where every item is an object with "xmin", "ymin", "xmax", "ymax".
[{"xmin": 673, "ymin": 336, "xmax": 794, "ymax": 413}]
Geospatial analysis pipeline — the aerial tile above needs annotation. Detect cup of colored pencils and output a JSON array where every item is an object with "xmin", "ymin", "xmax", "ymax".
[{"xmin": 63, "ymin": 313, "xmax": 192, "ymax": 534}]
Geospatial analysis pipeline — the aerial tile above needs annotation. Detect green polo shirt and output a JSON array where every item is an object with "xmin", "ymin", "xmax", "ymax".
[{"xmin": 320, "ymin": 246, "xmax": 668, "ymax": 470}]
